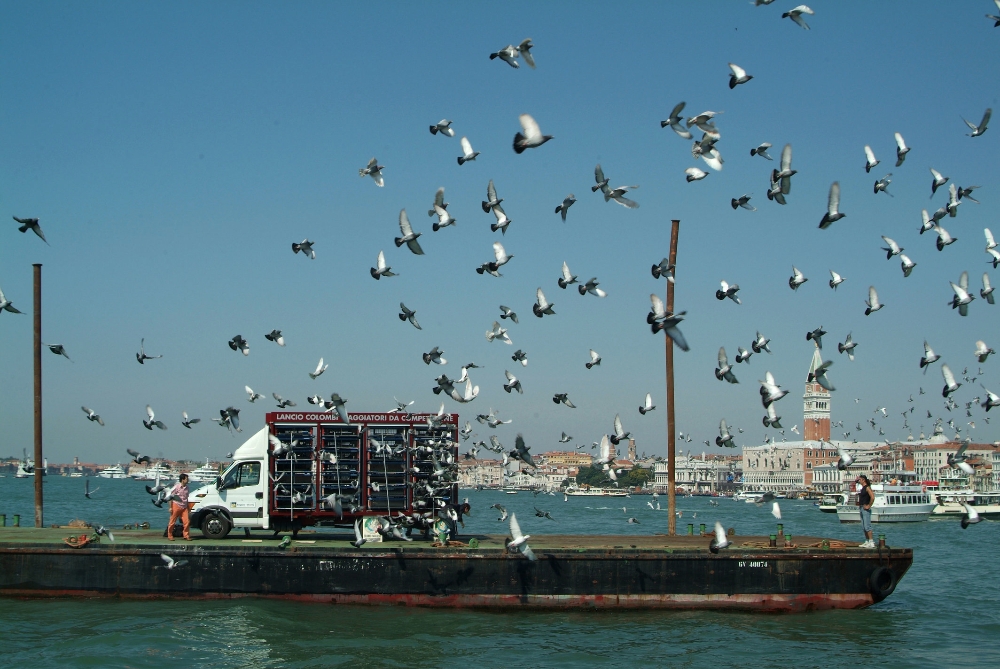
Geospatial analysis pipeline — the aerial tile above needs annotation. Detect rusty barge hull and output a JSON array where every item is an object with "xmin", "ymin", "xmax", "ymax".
[{"xmin": 0, "ymin": 530, "xmax": 912, "ymax": 612}]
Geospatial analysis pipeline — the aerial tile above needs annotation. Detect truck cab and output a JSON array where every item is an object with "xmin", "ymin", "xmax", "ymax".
[{"xmin": 190, "ymin": 427, "xmax": 269, "ymax": 539}]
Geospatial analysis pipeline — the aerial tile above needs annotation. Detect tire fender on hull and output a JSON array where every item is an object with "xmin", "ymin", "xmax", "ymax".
[{"xmin": 869, "ymin": 566, "xmax": 897, "ymax": 602}]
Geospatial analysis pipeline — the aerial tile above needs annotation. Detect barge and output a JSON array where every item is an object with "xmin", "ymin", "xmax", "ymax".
[{"xmin": 0, "ymin": 528, "xmax": 910, "ymax": 611}]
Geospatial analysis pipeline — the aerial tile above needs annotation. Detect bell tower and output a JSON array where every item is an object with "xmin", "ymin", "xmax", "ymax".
[{"xmin": 803, "ymin": 344, "xmax": 831, "ymax": 441}]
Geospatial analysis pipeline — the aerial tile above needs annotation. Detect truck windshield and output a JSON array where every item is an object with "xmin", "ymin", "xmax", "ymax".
[{"xmin": 221, "ymin": 462, "xmax": 261, "ymax": 489}]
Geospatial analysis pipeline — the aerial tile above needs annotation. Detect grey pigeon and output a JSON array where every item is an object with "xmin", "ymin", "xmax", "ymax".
[
  {"xmin": 512, "ymin": 114, "xmax": 553, "ymax": 153},
  {"xmin": 395, "ymin": 210, "xmax": 424, "ymax": 255},
  {"xmin": 12, "ymin": 216, "xmax": 48, "ymax": 244},
  {"xmin": 399, "ymin": 303, "xmax": 421, "ymax": 330}
]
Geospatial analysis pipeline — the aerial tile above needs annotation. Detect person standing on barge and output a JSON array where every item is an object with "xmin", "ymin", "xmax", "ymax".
[{"xmin": 857, "ymin": 475, "xmax": 875, "ymax": 548}]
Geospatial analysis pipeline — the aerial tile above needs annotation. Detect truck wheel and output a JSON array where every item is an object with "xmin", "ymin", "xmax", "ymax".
[
  {"xmin": 201, "ymin": 513, "xmax": 231, "ymax": 539},
  {"xmin": 869, "ymin": 566, "xmax": 896, "ymax": 602}
]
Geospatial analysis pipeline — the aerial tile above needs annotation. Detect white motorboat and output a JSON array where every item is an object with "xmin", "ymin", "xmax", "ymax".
[
  {"xmin": 564, "ymin": 488, "xmax": 628, "ymax": 497},
  {"xmin": 132, "ymin": 462, "xmax": 175, "ymax": 481},
  {"xmin": 836, "ymin": 473, "xmax": 934, "ymax": 523},
  {"xmin": 98, "ymin": 464, "xmax": 128, "ymax": 479},
  {"xmin": 187, "ymin": 459, "xmax": 221, "ymax": 483},
  {"xmin": 930, "ymin": 491, "xmax": 1000, "ymax": 519},
  {"xmin": 818, "ymin": 494, "xmax": 842, "ymax": 513}
]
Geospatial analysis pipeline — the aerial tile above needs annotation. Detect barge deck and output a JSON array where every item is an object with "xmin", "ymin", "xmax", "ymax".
[{"xmin": 0, "ymin": 528, "xmax": 911, "ymax": 612}]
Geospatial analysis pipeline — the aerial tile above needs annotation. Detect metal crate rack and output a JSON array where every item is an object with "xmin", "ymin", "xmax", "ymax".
[
  {"xmin": 319, "ymin": 424, "xmax": 362, "ymax": 513},
  {"xmin": 366, "ymin": 426, "xmax": 410, "ymax": 512},
  {"xmin": 271, "ymin": 424, "xmax": 316, "ymax": 513}
]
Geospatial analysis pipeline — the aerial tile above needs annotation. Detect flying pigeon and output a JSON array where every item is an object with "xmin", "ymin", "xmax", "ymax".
[
  {"xmin": 715, "ymin": 347, "xmax": 739, "ymax": 384},
  {"xmin": 874, "ymin": 174, "xmax": 893, "ymax": 196},
  {"xmin": 264, "ymin": 329, "xmax": 285, "ymax": 346},
  {"xmin": 863, "ymin": 145, "xmax": 879, "ymax": 173},
  {"xmin": 370, "ymin": 250, "xmax": 397, "ymax": 279},
  {"xmin": 554, "ymin": 195, "xmax": 576, "ymax": 221},
  {"xmin": 836, "ymin": 443, "xmax": 854, "ymax": 470},
  {"xmin": 507, "ymin": 513, "xmax": 535, "ymax": 561},
  {"xmin": 611, "ymin": 414, "xmax": 631, "ymax": 445},
  {"xmin": 12, "ymin": 216, "xmax": 49, "ymax": 244},
  {"xmin": 716, "ymin": 420, "xmax": 735, "ymax": 448},
  {"xmin": 838, "ymin": 333, "xmax": 858, "ymax": 361},
  {"xmin": 503, "ymin": 370, "xmax": 523, "ymax": 394},
  {"xmin": 359, "ymin": 157, "xmax": 384, "ymax": 186},
  {"xmin": 558, "ymin": 261, "xmax": 578, "ymax": 289},
  {"xmin": 552, "ymin": 393, "xmax": 576, "ymax": 408},
  {"xmin": 431, "ymin": 204, "xmax": 456, "ymax": 231},
  {"xmin": 731, "ymin": 194, "xmax": 755, "ymax": 211},
  {"xmin": 894, "ymin": 132, "xmax": 910, "ymax": 166},
  {"xmin": 760, "ymin": 371, "xmax": 789, "ymax": 406},
  {"xmin": 651, "ymin": 258, "xmax": 674, "ymax": 282},
  {"xmin": 763, "ymin": 403, "xmax": 782, "ymax": 428},
  {"xmin": 818, "ymin": 182, "xmax": 845, "ymax": 228},
  {"xmin": 807, "ymin": 359, "xmax": 836, "ymax": 391},
  {"xmin": 429, "ymin": 119, "xmax": 455, "ymax": 136},
  {"xmin": 490, "ymin": 204, "xmax": 512, "ymax": 235},
  {"xmin": 829, "ymin": 270, "xmax": 845, "ymax": 289},
  {"xmin": 457, "ymin": 136, "xmax": 479, "ymax": 165},
  {"xmin": 81, "ymin": 406, "xmax": 104, "ymax": 426},
  {"xmin": 399, "ymin": 303, "xmax": 421, "ymax": 330},
  {"xmin": 900, "ymin": 254, "xmax": 917, "ymax": 277},
  {"xmin": 482, "ymin": 179, "xmax": 503, "ymax": 213},
  {"xmin": 228, "ymin": 335, "xmax": 249, "ymax": 356},
  {"xmin": 639, "ymin": 393, "xmax": 655, "ymax": 415},
  {"xmin": 181, "ymin": 411, "xmax": 201, "ymax": 427},
  {"xmin": 881, "ymin": 236, "xmax": 903, "ymax": 259},
  {"xmin": 395, "ymin": 209, "xmax": 424, "ymax": 255},
  {"xmin": 750, "ymin": 142, "xmax": 773, "ymax": 160},
  {"xmin": 974, "ymin": 340, "xmax": 995, "ymax": 363},
  {"xmin": 789, "ymin": 266, "xmax": 808, "ymax": 290},
  {"xmin": 136, "ymin": 338, "xmax": 162, "ymax": 364},
  {"xmin": 716, "ymin": 280, "xmax": 741, "ymax": 304},
  {"xmin": 43, "ymin": 344, "xmax": 72, "ymax": 361},
  {"xmin": 736, "ymin": 347, "xmax": 753, "ymax": 364},
  {"xmin": 660, "ymin": 102, "xmax": 692, "ymax": 138},
  {"xmin": 648, "ymin": 294, "xmax": 689, "ymax": 351},
  {"xmin": 930, "ymin": 168, "xmax": 949, "ymax": 196},
  {"xmin": 806, "ymin": 326, "xmax": 826, "ymax": 349},
  {"xmin": 585, "ymin": 349, "xmax": 602, "ymax": 369},
  {"xmin": 982, "ymin": 273, "xmax": 995, "ymax": 304},
  {"xmin": 752, "ymin": 331, "xmax": 772, "ymax": 354},
  {"xmin": 422, "ymin": 346, "xmax": 447, "ymax": 365},
  {"xmin": 485, "ymin": 321, "xmax": 513, "ymax": 345},
  {"xmin": 142, "ymin": 406, "xmax": 167, "ymax": 431},
  {"xmin": 512, "ymin": 113, "xmax": 553, "ymax": 153},
  {"xmin": 245, "ymin": 385, "xmax": 263, "ymax": 402},
  {"xmin": 533, "ymin": 287, "xmax": 555, "ymax": 317},
  {"xmin": 518, "ymin": 38, "xmax": 536, "ymax": 68},
  {"xmin": 309, "ymin": 358, "xmax": 328, "ymax": 379},
  {"xmin": 864, "ymin": 286, "xmax": 883, "ymax": 315},
  {"xmin": 578, "ymin": 277, "xmax": 607, "ymax": 297},
  {"xmin": 728, "ymin": 62, "xmax": 752, "ymax": 87},
  {"xmin": 942, "ymin": 364, "xmax": 961, "ymax": 397},
  {"xmin": 950, "ymin": 272, "xmax": 974, "ymax": 316},
  {"xmin": 920, "ymin": 342, "xmax": 941, "ymax": 369},
  {"xmin": 782, "ymin": 4, "xmax": 814, "ymax": 29},
  {"xmin": 511, "ymin": 349, "xmax": 528, "ymax": 367},
  {"xmin": 291, "ymin": 239, "xmax": 315, "ymax": 259},
  {"xmin": 685, "ymin": 167, "xmax": 708, "ymax": 182},
  {"xmin": 772, "ymin": 144, "xmax": 796, "ymax": 196},
  {"xmin": 489, "ymin": 45, "xmax": 519, "ymax": 68},
  {"xmin": 963, "ymin": 108, "xmax": 991, "ymax": 137}
]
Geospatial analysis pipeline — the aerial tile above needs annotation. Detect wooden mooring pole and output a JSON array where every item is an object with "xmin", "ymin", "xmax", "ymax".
[
  {"xmin": 666, "ymin": 220, "xmax": 679, "ymax": 536},
  {"xmin": 33, "ymin": 263, "xmax": 43, "ymax": 528}
]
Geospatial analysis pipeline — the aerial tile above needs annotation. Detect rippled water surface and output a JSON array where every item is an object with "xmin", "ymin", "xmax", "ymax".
[{"xmin": 1, "ymin": 477, "xmax": 997, "ymax": 668}]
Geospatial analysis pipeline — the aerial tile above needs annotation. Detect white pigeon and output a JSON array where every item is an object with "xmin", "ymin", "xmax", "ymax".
[
  {"xmin": 864, "ymin": 286, "xmax": 883, "ymax": 315},
  {"xmin": 639, "ymin": 393, "xmax": 655, "ymax": 415},
  {"xmin": 920, "ymin": 341, "xmax": 940, "ymax": 369},
  {"xmin": 507, "ymin": 514, "xmax": 535, "ymax": 560},
  {"xmin": 81, "ymin": 406, "xmax": 105, "ymax": 426},
  {"xmin": 359, "ymin": 157, "xmax": 384, "ymax": 187},
  {"xmin": 512, "ymin": 113, "xmax": 553, "ymax": 153},
  {"xmin": 395, "ymin": 209, "xmax": 424, "ymax": 255},
  {"xmin": 482, "ymin": 179, "xmax": 503, "ymax": 212},
  {"xmin": 485, "ymin": 321, "xmax": 513, "ymax": 345},
  {"xmin": 710, "ymin": 522, "xmax": 731, "ymax": 552},
  {"xmin": 838, "ymin": 333, "xmax": 858, "ymax": 361},
  {"xmin": 586, "ymin": 349, "xmax": 602, "ymax": 369},
  {"xmin": 685, "ymin": 167, "xmax": 708, "ymax": 182},
  {"xmin": 370, "ymin": 250, "xmax": 397, "ymax": 279},
  {"xmin": 518, "ymin": 38, "xmax": 536, "ymax": 68},
  {"xmin": 457, "ymin": 136, "xmax": 479, "ymax": 165},
  {"xmin": 863, "ymin": 145, "xmax": 879, "ymax": 173},
  {"xmin": 490, "ymin": 205, "xmax": 512, "ymax": 235},
  {"xmin": 429, "ymin": 119, "xmax": 455, "ymax": 137},
  {"xmin": 829, "ymin": 270, "xmax": 845, "ymax": 290},
  {"xmin": 836, "ymin": 444, "xmax": 854, "ymax": 470},
  {"xmin": 428, "ymin": 187, "xmax": 449, "ymax": 217},
  {"xmin": 975, "ymin": 340, "xmax": 995, "ymax": 363},
  {"xmin": 963, "ymin": 108, "xmax": 991, "ymax": 137},
  {"xmin": 771, "ymin": 502, "xmax": 782, "ymax": 520},
  {"xmin": 717, "ymin": 280, "xmax": 741, "ymax": 304},
  {"xmin": 894, "ymin": 132, "xmax": 910, "ymax": 166},
  {"xmin": 942, "ymin": 364, "xmax": 961, "ymax": 397},
  {"xmin": 245, "ymin": 385, "xmax": 263, "ymax": 403},
  {"xmin": 533, "ymin": 287, "xmax": 555, "ymax": 317},
  {"xmin": 309, "ymin": 358, "xmax": 328, "ymax": 379},
  {"xmin": 986, "ymin": 228, "xmax": 997, "ymax": 251},
  {"xmin": 874, "ymin": 173, "xmax": 893, "ymax": 197},
  {"xmin": 489, "ymin": 45, "xmax": 519, "ymax": 68},
  {"xmin": 782, "ymin": 5, "xmax": 814, "ymax": 29}
]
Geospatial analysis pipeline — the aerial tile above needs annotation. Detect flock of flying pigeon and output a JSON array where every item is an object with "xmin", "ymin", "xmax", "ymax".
[{"xmin": 5, "ymin": 3, "xmax": 1000, "ymax": 552}]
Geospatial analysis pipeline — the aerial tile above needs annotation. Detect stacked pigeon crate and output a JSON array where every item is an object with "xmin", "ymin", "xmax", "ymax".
[
  {"xmin": 319, "ymin": 425, "xmax": 361, "ymax": 514},
  {"xmin": 366, "ymin": 426, "xmax": 409, "ymax": 513}
]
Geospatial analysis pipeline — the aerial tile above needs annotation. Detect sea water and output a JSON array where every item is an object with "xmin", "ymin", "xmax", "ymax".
[{"xmin": 0, "ymin": 477, "xmax": 996, "ymax": 668}]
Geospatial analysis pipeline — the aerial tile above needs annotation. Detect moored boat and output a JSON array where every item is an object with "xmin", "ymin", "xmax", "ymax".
[
  {"xmin": 97, "ymin": 464, "xmax": 128, "ymax": 479},
  {"xmin": 836, "ymin": 473, "xmax": 934, "ymax": 523}
]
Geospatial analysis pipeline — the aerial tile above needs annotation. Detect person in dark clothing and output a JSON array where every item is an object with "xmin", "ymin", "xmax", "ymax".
[{"xmin": 856, "ymin": 475, "xmax": 875, "ymax": 548}]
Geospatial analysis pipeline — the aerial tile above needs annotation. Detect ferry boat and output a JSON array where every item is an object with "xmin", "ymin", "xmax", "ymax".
[
  {"xmin": 835, "ymin": 472, "xmax": 934, "ymax": 523},
  {"xmin": 565, "ymin": 487, "xmax": 628, "ymax": 497},
  {"xmin": 68, "ymin": 472, "xmax": 83, "ymax": 478},
  {"xmin": 929, "ymin": 491, "xmax": 1000, "ymax": 519},
  {"xmin": 187, "ymin": 459, "xmax": 221, "ymax": 483},
  {"xmin": 734, "ymin": 490, "xmax": 764, "ymax": 503},
  {"xmin": 819, "ymin": 494, "xmax": 843, "ymax": 513},
  {"xmin": 97, "ymin": 464, "xmax": 128, "ymax": 479}
]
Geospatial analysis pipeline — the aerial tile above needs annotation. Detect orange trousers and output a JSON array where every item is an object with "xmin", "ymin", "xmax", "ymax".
[{"xmin": 168, "ymin": 502, "xmax": 191, "ymax": 539}]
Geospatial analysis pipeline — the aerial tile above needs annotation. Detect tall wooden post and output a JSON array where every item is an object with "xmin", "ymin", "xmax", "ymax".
[
  {"xmin": 33, "ymin": 263, "xmax": 43, "ymax": 528},
  {"xmin": 666, "ymin": 220, "xmax": 679, "ymax": 535}
]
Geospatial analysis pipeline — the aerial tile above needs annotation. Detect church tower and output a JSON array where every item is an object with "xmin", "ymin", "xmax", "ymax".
[{"xmin": 803, "ymin": 344, "xmax": 831, "ymax": 441}]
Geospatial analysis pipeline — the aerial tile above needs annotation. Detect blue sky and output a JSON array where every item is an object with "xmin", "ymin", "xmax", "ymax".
[{"xmin": 1, "ymin": 1, "xmax": 998, "ymax": 463}]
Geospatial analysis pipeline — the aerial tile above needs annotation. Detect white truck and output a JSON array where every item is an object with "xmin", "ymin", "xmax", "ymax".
[{"xmin": 188, "ymin": 411, "xmax": 459, "ymax": 539}]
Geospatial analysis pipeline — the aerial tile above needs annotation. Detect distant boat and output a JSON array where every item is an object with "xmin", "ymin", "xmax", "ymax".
[
  {"xmin": 187, "ymin": 459, "xmax": 221, "ymax": 484},
  {"xmin": 98, "ymin": 464, "xmax": 128, "ymax": 479},
  {"xmin": 565, "ymin": 488, "xmax": 628, "ymax": 497}
]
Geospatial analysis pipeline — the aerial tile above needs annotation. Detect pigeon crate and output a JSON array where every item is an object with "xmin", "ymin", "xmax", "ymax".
[{"xmin": 265, "ymin": 412, "xmax": 459, "ymax": 525}]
